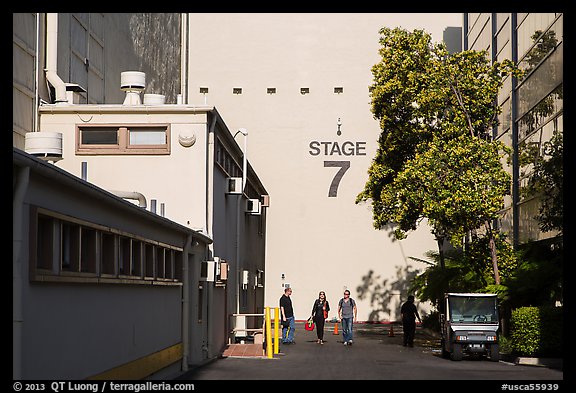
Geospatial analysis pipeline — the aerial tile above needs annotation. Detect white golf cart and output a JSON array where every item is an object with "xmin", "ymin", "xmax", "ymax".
[{"xmin": 439, "ymin": 293, "xmax": 500, "ymax": 361}]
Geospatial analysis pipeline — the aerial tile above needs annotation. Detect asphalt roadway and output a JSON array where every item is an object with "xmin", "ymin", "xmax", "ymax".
[{"xmin": 175, "ymin": 322, "xmax": 566, "ymax": 386}]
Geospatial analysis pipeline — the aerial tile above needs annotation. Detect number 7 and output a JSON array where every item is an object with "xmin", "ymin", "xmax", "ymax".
[{"xmin": 324, "ymin": 161, "xmax": 350, "ymax": 197}]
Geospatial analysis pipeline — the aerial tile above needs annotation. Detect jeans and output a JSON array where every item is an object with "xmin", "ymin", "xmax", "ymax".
[
  {"xmin": 341, "ymin": 317, "xmax": 354, "ymax": 342},
  {"xmin": 282, "ymin": 316, "xmax": 295, "ymax": 343}
]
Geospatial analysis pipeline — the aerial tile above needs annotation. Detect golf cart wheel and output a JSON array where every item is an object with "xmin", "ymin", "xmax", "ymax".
[
  {"xmin": 488, "ymin": 344, "xmax": 500, "ymax": 362},
  {"xmin": 440, "ymin": 339, "xmax": 450, "ymax": 359},
  {"xmin": 450, "ymin": 343, "xmax": 463, "ymax": 361}
]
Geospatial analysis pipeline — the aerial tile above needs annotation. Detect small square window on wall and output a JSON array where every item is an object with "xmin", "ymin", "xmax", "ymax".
[
  {"xmin": 199, "ymin": 87, "xmax": 209, "ymax": 94},
  {"xmin": 334, "ymin": 87, "xmax": 344, "ymax": 94},
  {"xmin": 233, "ymin": 87, "xmax": 243, "ymax": 94},
  {"xmin": 300, "ymin": 87, "xmax": 309, "ymax": 95},
  {"xmin": 267, "ymin": 87, "xmax": 276, "ymax": 94}
]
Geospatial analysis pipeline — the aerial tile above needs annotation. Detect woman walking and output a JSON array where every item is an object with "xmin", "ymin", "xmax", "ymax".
[{"xmin": 311, "ymin": 291, "xmax": 330, "ymax": 344}]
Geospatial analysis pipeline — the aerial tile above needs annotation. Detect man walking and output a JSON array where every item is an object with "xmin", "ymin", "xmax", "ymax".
[
  {"xmin": 401, "ymin": 295, "xmax": 421, "ymax": 347},
  {"xmin": 280, "ymin": 287, "xmax": 295, "ymax": 344},
  {"xmin": 338, "ymin": 290, "xmax": 357, "ymax": 345}
]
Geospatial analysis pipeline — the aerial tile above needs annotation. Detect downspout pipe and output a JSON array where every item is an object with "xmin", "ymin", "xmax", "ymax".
[
  {"xmin": 205, "ymin": 112, "xmax": 217, "ymax": 360},
  {"xmin": 180, "ymin": 13, "xmax": 189, "ymax": 105},
  {"xmin": 45, "ymin": 13, "xmax": 68, "ymax": 104},
  {"xmin": 34, "ymin": 12, "xmax": 40, "ymax": 131},
  {"xmin": 181, "ymin": 234, "xmax": 192, "ymax": 372},
  {"xmin": 108, "ymin": 190, "xmax": 147, "ymax": 208},
  {"xmin": 237, "ymin": 128, "xmax": 248, "ymax": 193},
  {"xmin": 234, "ymin": 128, "xmax": 247, "ymax": 320},
  {"xmin": 206, "ymin": 112, "xmax": 217, "ymax": 240},
  {"xmin": 13, "ymin": 165, "xmax": 30, "ymax": 380}
]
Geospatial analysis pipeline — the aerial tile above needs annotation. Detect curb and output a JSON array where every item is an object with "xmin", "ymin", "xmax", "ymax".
[{"xmin": 500, "ymin": 354, "xmax": 563, "ymax": 370}]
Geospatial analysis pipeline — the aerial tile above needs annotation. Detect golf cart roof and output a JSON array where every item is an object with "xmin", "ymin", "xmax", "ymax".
[{"xmin": 446, "ymin": 293, "xmax": 497, "ymax": 297}]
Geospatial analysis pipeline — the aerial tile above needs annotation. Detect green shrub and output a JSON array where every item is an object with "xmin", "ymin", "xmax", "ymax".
[
  {"xmin": 510, "ymin": 306, "xmax": 562, "ymax": 356},
  {"xmin": 422, "ymin": 310, "xmax": 440, "ymax": 332},
  {"xmin": 498, "ymin": 335, "xmax": 513, "ymax": 354}
]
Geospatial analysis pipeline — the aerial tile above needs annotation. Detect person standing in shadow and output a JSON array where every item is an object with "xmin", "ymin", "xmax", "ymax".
[{"xmin": 401, "ymin": 295, "xmax": 421, "ymax": 347}]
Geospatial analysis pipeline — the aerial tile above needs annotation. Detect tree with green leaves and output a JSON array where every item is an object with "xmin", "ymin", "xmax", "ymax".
[{"xmin": 357, "ymin": 27, "xmax": 522, "ymax": 286}]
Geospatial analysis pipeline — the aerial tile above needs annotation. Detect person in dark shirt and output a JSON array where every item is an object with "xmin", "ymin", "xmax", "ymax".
[
  {"xmin": 400, "ymin": 295, "xmax": 421, "ymax": 347},
  {"xmin": 310, "ymin": 291, "xmax": 330, "ymax": 344},
  {"xmin": 280, "ymin": 287, "xmax": 295, "ymax": 344}
]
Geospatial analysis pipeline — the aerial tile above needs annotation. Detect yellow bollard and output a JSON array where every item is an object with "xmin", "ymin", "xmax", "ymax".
[
  {"xmin": 274, "ymin": 307, "xmax": 280, "ymax": 354},
  {"xmin": 265, "ymin": 307, "xmax": 273, "ymax": 358}
]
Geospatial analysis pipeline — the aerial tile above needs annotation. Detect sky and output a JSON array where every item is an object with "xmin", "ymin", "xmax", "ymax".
[{"xmin": 377, "ymin": 13, "xmax": 463, "ymax": 43}]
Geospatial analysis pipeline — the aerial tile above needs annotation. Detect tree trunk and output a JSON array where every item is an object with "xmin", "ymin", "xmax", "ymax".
[
  {"xmin": 436, "ymin": 235, "xmax": 446, "ymax": 314},
  {"xmin": 484, "ymin": 220, "xmax": 500, "ymax": 285},
  {"xmin": 436, "ymin": 236, "xmax": 446, "ymax": 270}
]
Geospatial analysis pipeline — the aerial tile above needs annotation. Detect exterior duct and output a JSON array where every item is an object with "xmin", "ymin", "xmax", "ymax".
[
  {"xmin": 108, "ymin": 190, "xmax": 147, "ymax": 208},
  {"xmin": 45, "ymin": 13, "xmax": 68, "ymax": 104}
]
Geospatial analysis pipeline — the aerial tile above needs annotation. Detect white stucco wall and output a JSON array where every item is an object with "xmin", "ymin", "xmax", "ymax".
[{"xmin": 185, "ymin": 13, "xmax": 463, "ymax": 321}]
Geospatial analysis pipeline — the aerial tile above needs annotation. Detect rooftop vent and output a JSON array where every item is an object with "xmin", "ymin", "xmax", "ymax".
[
  {"xmin": 25, "ymin": 132, "xmax": 63, "ymax": 162},
  {"xmin": 143, "ymin": 94, "xmax": 166, "ymax": 105},
  {"xmin": 121, "ymin": 71, "xmax": 145, "ymax": 105}
]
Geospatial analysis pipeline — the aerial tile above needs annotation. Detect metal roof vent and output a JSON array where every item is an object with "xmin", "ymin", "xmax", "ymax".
[
  {"xmin": 143, "ymin": 93, "xmax": 166, "ymax": 105},
  {"xmin": 24, "ymin": 132, "xmax": 63, "ymax": 162},
  {"xmin": 121, "ymin": 71, "xmax": 145, "ymax": 105}
]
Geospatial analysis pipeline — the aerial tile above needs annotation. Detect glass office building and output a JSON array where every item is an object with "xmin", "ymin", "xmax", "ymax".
[{"xmin": 464, "ymin": 13, "xmax": 563, "ymax": 249}]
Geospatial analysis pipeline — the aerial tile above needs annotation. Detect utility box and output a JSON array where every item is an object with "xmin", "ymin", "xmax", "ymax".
[
  {"xmin": 246, "ymin": 199, "xmax": 261, "ymax": 215},
  {"xmin": 200, "ymin": 261, "xmax": 215, "ymax": 282},
  {"xmin": 227, "ymin": 177, "xmax": 243, "ymax": 194}
]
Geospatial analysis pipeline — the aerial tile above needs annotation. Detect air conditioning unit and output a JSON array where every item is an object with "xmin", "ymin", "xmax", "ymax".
[
  {"xmin": 219, "ymin": 261, "xmax": 228, "ymax": 281},
  {"xmin": 246, "ymin": 199, "xmax": 261, "ymax": 215},
  {"xmin": 242, "ymin": 270, "xmax": 249, "ymax": 290},
  {"xmin": 227, "ymin": 177, "xmax": 243, "ymax": 194},
  {"xmin": 261, "ymin": 195, "xmax": 270, "ymax": 207},
  {"xmin": 256, "ymin": 269, "xmax": 264, "ymax": 288},
  {"xmin": 200, "ymin": 261, "xmax": 215, "ymax": 282}
]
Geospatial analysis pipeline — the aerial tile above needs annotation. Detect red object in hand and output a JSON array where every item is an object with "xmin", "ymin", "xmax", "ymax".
[{"xmin": 305, "ymin": 318, "xmax": 315, "ymax": 331}]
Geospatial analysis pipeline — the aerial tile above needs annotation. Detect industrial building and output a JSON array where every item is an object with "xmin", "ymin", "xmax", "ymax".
[{"xmin": 13, "ymin": 13, "xmax": 268, "ymax": 379}]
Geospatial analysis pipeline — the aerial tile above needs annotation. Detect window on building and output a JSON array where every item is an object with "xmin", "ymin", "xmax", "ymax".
[
  {"xmin": 129, "ymin": 128, "xmax": 167, "ymax": 145},
  {"xmin": 77, "ymin": 124, "xmax": 170, "ymax": 155},
  {"xmin": 145, "ymin": 242, "xmax": 155, "ymax": 279},
  {"xmin": 62, "ymin": 222, "xmax": 80, "ymax": 272},
  {"xmin": 101, "ymin": 232, "xmax": 116, "ymax": 275},
  {"xmin": 36, "ymin": 214, "xmax": 54, "ymax": 271},
  {"xmin": 174, "ymin": 252, "xmax": 183, "ymax": 281},
  {"xmin": 80, "ymin": 226, "xmax": 97, "ymax": 273},
  {"xmin": 119, "ymin": 236, "xmax": 131, "ymax": 276},
  {"xmin": 131, "ymin": 240, "xmax": 142, "ymax": 277},
  {"xmin": 165, "ymin": 250, "xmax": 174, "ymax": 279},
  {"xmin": 156, "ymin": 247, "xmax": 166, "ymax": 279},
  {"xmin": 30, "ymin": 209, "xmax": 186, "ymax": 286},
  {"xmin": 215, "ymin": 137, "xmax": 242, "ymax": 178}
]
